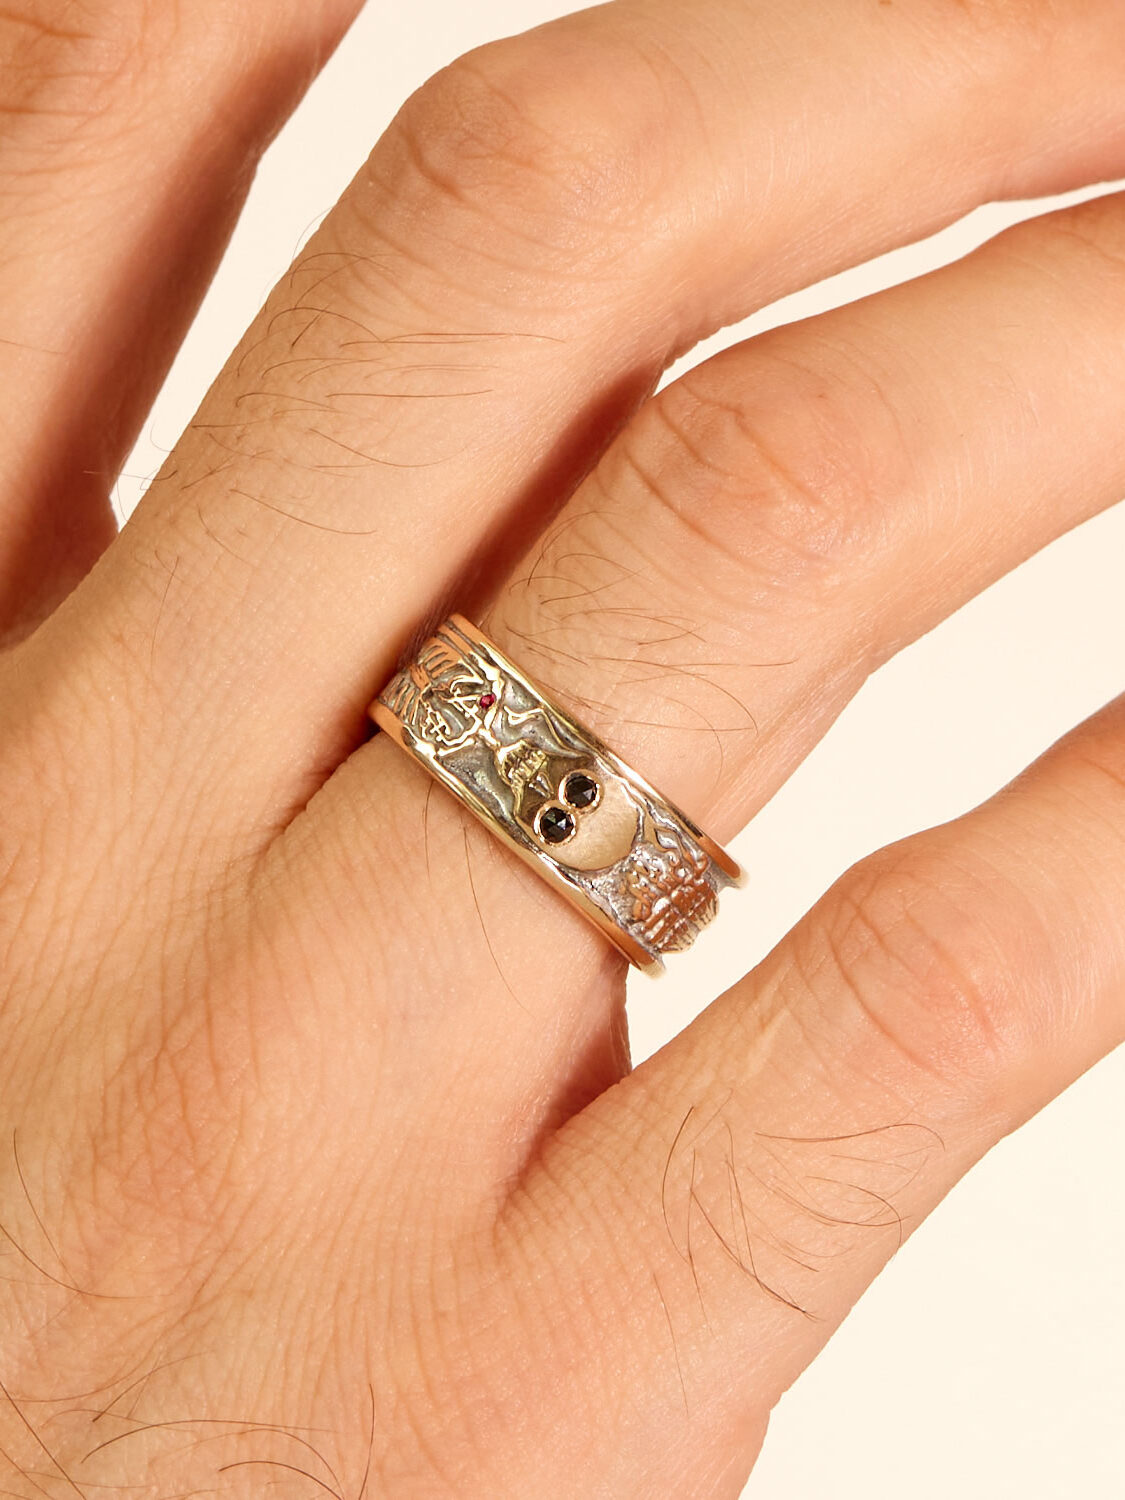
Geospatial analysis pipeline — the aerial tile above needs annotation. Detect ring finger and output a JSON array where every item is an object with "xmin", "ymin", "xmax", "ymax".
[{"xmin": 288, "ymin": 184, "xmax": 1125, "ymax": 1149}]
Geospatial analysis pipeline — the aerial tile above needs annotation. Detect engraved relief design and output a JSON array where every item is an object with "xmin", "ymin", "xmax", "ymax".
[
  {"xmin": 381, "ymin": 621, "xmax": 729, "ymax": 959},
  {"xmin": 381, "ymin": 627, "xmax": 503, "ymax": 755},
  {"xmin": 613, "ymin": 825, "xmax": 718, "ymax": 954}
]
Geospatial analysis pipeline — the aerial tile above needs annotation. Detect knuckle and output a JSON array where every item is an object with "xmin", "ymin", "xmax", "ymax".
[
  {"xmin": 0, "ymin": 2, "xmax": 317, "ymax": 149},
  {"xmin": 794, "ymin": 841, "xmax": 1041, "ymax": 1093},
  {"xmin": 0, "ymin": 3, "xmax": 163, "ymax": 126},
  {"xmin": 370, "ymin": 31, "xmax": 688, "ymax": 270},
  {"xmin": 603, "ymin": 345, "xmax": 909, "ymax": 601}
]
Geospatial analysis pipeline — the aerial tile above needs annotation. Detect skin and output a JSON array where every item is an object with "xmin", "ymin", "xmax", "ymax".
[{"xmin": 0, "ymin": 0, "xmax": 1124, "ymax": 1493}]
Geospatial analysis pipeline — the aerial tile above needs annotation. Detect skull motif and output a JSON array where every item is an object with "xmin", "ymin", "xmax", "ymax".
[{"xmin": 512, "ymin": 759, "xmax": 640, "ymax": 873}]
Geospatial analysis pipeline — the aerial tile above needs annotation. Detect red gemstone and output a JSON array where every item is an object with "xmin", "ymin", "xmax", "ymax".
[{"xmin": 479, "ymin": 692, "xmax": 497, "ymax": 710}]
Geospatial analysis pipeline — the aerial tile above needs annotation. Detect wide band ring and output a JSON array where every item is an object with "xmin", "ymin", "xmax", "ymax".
[{"xmin": 370, "ymin": 616, "xmax": 742, "ymax": 974}]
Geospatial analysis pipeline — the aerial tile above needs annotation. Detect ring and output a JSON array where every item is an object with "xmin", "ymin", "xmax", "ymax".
[{"xmin": 370, "ymin": 616, "xmax": 743, "ymax": 974}]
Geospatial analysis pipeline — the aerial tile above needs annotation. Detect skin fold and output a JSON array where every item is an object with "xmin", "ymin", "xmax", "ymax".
[{"xmin": 0, "ymin": 0, "xmax": 1123, "ymax": 1494}]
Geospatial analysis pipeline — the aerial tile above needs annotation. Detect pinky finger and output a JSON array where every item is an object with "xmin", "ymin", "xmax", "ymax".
[{"xmin": 497, "ymin": 692, "xmax": 1125, "ymax": 1496}]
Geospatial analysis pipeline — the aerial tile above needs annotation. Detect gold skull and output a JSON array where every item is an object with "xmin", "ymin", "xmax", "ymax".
[{"xmin": 522, "ymin": 767, "xmax": 639, "ymax": 872}]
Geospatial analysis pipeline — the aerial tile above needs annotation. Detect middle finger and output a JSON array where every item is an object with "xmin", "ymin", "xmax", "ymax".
[{"xmin": 21, "ymin": 0, "xmax": 1125, "ymax": 874}]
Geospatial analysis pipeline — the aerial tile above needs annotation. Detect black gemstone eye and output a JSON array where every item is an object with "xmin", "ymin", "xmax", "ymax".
[
  {"xmin": 563, "ymin": 772, "xmax": 599, "ymax": 809},
  {"xmin": 538, "ymin": 805, "xmax": 576, "ymax": 845}
]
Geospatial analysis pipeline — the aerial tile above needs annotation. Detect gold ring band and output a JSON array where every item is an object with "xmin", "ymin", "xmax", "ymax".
[{"xmin": 370, "ymin": 616, "xmax": 742, "ymax": 974}]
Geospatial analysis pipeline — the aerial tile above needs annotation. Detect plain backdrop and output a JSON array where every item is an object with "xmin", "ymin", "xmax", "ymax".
[{"xmin": 116, "ymin": 3, "xmax": 1125, "ymax": 1496}]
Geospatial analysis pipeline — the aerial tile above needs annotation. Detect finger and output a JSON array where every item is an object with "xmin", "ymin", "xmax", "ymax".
[
  {"xmin": 25, "ymin": 0, "xmax": 1125, "ymax": 864},
  {"xmin": 497, "ymin": 692, "xmax": 1125, "ymax": 1496},
  {"xmin": 294, "ymin": 187, "xmax": 1125, "ymax": 1121},
  {"xmin": 0, "ymin": 0, "xmax": 363, "ymax": 640},
  {"xmin": 486, "ymin": 188, "xmax": 1125, "ymax": 841}
]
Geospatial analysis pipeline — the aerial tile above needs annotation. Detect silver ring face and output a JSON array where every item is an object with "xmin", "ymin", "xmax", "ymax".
[{"xmin": 371, "ymin": 616, "xmax": 742, "ymax": 973}]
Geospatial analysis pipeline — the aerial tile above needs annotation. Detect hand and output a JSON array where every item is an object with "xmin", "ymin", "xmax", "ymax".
[{"xmin": 1, "ymin": 1, "xmax": 1124, "ymax": 1495}]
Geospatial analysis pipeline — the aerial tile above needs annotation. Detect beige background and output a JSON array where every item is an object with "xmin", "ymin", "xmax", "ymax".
[{"xmin": 117, "ymin": 3, "xmax": 1125, "ymax": 1495}]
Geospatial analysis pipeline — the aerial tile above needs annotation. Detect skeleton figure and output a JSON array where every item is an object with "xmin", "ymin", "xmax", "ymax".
[
  {"xmin": 383, "ymin": 629, "xmax": 504, "ymax": 755},
  {"xmin": 385, "ymin": 624, "xmax": 642, "ymax": 872}
]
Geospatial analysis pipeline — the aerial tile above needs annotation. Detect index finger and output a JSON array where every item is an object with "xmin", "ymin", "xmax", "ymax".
[{"xmin": 30, "ymin": 0, "xmax": 1125, "ymax": 873}]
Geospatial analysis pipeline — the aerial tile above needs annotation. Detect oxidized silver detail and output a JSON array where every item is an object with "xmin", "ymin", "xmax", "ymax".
[{"xmin": 373, "ymin": 617, "xmax": 741, "ymax": 970}]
